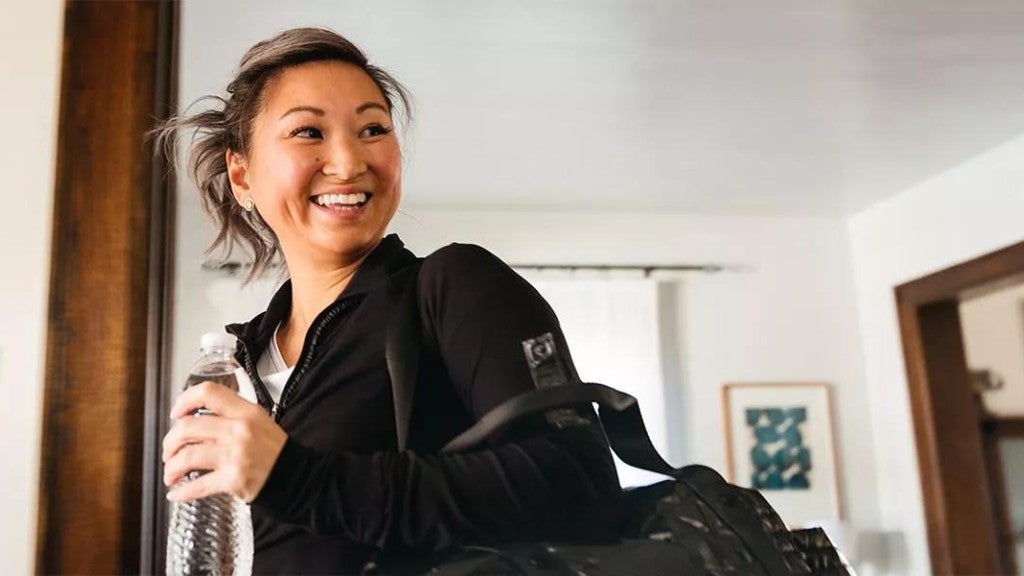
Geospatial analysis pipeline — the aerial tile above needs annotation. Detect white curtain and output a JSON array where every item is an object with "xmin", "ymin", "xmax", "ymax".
[{"xmin": 524, "ymin": 275, "xmax": 672, "ymax": 488}]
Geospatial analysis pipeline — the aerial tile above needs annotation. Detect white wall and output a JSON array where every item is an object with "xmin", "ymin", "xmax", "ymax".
[
  {"xmin": 0, "ymin": 0, "xmax": 64, "ymax": 574},
  {"xmin": 961, "ymin": 282, "xmax": 1024, "ymax": 416},
  {"xmin": 848, "ymin": 133, "xmax": 1024, "ymax": 575}
]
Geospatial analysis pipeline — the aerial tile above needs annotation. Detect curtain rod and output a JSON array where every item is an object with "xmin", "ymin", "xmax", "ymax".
[
  {"xmin": 510, "ymin": 263, "xmax": 723, "ymax": 275},
  {"xmin": 200, "ymin": 260, "xmax": 723, "ymax": 276}
]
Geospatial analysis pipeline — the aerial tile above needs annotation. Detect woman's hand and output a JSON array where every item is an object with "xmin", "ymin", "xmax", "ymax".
[{"xmin": 162, "ymin": 381, "xmax": 287, "ymax": 503}]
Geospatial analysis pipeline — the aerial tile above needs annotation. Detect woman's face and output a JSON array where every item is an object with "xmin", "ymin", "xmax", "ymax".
[{"xmin": 228, "ymin": 60, "xmax": 402, "ymax": 267}]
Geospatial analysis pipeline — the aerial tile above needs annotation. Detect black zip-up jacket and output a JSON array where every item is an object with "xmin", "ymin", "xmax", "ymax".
[{"xmin": 226, "ymin": 235, "xmax": 623, "ymax": 574}]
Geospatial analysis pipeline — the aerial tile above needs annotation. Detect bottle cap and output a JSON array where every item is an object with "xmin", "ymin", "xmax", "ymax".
[{"xmin": 200, "ymin": 332, "xmax": 237, "ymax": 352}]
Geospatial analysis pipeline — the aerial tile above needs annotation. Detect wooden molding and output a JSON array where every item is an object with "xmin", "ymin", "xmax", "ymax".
[
  {"xmin": 897, "ymin": 240, "xmax": 1024, "ymax": 307},
  {"xmin": 896, "ymin": 239, "xmax": 1024, "ymax": 575},
  {"xmin": 981, "ymin": 417, "xmax": 1024, "ymax": 438},
  {"xmin": 36, "ymin": 1, "xmax": 175, "ymax": 573},
  {"xmin": 980, "ymin": 424, "xmax": 1019, "ymax": 574}
]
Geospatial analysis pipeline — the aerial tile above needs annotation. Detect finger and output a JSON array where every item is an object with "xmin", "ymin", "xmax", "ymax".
[
  {"xmin": 162, "ymin": 416, "xmax": 229, "ymax": 462},
  {"xmin": 167, "ymin": 469, "xmax": 229, "ymax": 503},
  {"xmin": 164, "ymin": 443, "xmax": 219, "ymax": 487},
  {"xmin": 171, "ymin": 380, "xmax": 253, "ymax": 420}
]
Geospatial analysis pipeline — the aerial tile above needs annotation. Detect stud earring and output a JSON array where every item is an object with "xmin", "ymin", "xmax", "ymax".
[{"xmin": 243, "ymin": 196, "xmax": 255, "ymax": 212}]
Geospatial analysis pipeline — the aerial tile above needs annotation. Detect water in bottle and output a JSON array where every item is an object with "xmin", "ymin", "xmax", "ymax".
[{"xmin": 166, "ymin": 332, "xmax": 254, "ymax": 576}]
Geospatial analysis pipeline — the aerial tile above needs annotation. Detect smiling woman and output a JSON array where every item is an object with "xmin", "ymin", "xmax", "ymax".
[
  {"xmin": 152, "ymin": 27, "xmax": 623, "ymax": 574},
  {"xmin": 225, "ymin": 61, "xmax": 403, "ymax": 291},
  {"xmin": 155, "ymin": 28, "xmax": 411, "ymax": 285}
]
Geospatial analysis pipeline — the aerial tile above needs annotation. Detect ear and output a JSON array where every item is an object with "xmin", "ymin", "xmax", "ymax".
[{"xmin": 225, "ymin": 149, "xmax": 251, "ymax": 203}]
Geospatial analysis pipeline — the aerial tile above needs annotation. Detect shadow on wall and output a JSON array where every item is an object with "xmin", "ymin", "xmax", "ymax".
[{"xmin": 854, "ymin": 530, "xmax": 908, "ymax": 576}]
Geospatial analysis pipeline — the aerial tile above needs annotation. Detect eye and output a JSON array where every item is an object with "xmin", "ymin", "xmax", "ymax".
[
  {"xmin": 289, "ymin": 125, "xmax": 323, "ymax": 139},
  {"xmin": 359, "ymin": 123, "xmax": 393, "ymax": 139}
]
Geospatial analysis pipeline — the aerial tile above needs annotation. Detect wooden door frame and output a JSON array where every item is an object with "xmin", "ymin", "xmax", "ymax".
[
  {"xmin": 897, "ymin": 239, "xmax": 1024, "ymax": 575},
  {"xmin": 980, "ymin": 417, "xmax": 1020, "ymax": 574},
  {"xmin": 36, "ymin": 1, "xmax": 177, "ymax": 573}
]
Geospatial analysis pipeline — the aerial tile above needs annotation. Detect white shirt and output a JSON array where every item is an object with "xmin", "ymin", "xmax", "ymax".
[{"xmin": 255, "ymin": 324, "xmax": 294, "ymax": 404}]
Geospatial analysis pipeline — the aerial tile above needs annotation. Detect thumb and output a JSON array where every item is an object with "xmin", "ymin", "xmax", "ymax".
[
  {"xmin": 171, "ymin": 380, "xmax": 248, "ymax": 420},
  {"xmin": 167, "ymin": 469, "xmax": 229, "ymax": 502}
]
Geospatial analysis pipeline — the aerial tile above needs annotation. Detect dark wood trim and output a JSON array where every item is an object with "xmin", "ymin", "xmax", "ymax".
[
  {"xmin": 140, "ymin": 1, "xmax": 178, "ymax": 574},
  {"xmin": 896, "ymin": 296, "xmax": 951, "ymax": 573},
  {"xmin": 898, "ymin": 240, "xmax": 1024, "ymax": 305},
  {"xmin": 980, "ymin": 416, "xmax": 1024, "ymax": 438},
  {"xmin": 981, "ymin": 423, "xmax": 1019, "ymax": 574},
  {"xmin": 896, "ymin": 239, "xmax": 1024, "ymax": 575},
  {"xmin": 920, "ymin": 302, "xmax": 999, "ymax": 573},
  {"xmin": 36, "ymin": 1, "xmax": 175, "ymax": 574}
]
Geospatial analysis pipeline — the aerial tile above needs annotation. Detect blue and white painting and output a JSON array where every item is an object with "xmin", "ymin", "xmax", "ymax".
[{"xmin": 746, "ymin": 406, "xmax": 812, "ymax": 490}]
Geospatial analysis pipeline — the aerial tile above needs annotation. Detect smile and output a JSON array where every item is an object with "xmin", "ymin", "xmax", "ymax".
[{"xmin": 312, "ymin": 192, "xmax": 371, "ymax": 208}]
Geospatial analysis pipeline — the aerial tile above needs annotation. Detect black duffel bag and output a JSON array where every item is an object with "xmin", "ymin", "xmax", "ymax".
[{"xmin": 375, "ymin": 264, "xmax": 849, "ymax": 576}]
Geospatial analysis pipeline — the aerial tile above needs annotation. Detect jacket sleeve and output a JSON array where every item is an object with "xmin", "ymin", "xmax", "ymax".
[{"xmin": 251, "ymin": 243, "xmax": 624, "ymax": 550}]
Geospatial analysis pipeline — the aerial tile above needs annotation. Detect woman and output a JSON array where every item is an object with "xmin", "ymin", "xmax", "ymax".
[{"xmin": 158, "ymin": 28, "xmax": 622, "ymax": 574}]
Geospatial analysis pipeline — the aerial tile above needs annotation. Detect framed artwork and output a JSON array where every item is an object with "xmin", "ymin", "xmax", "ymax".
[{"xmin": 722, "ymin": 382, "xmax": 841, "ymax": 526}]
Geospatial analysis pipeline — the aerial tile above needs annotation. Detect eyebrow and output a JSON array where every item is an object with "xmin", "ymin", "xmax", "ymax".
[
  {"xmin": 279, "ymin": 102, "xmax": 389, "ymax": 120},
  {"xmin": 356, "ymin": 102, "xmax": 389, "ymax": 115},
  {"xmin": 279, "ymin": 106, "xmax": 324, "ymax": 120}
]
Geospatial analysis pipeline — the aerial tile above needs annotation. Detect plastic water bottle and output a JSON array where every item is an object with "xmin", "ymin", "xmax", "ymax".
[{"xmin": 166, "ymin": 332, "xmax": 254, "ymax": 576}]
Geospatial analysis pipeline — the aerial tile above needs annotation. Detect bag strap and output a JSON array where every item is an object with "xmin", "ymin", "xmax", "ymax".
[
  {"xmin": 385, "ymin": 260, "xmax": 423, "ymax": 452},
  {"xmin": 440, "ymin": 383, "xmax": 676, "ymax": 474}
]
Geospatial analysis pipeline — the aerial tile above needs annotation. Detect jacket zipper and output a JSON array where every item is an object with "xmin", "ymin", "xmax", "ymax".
[
  {"xmin": 236, "ymin": 341, "xmax": 274, "ymax": 411},
  {"xmin": 272, "ymin": 300, "xmax": 351, "ymax": 423}
]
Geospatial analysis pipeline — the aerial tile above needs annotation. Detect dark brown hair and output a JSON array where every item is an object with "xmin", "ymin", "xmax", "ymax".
[{"xmin": 153, "ymin": 27, "xmax": 411, "ymax": 282}]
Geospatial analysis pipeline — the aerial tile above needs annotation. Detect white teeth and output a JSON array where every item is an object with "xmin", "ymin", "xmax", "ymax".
[{"xmin": 314, "ymin": 193, "xmax": 367, "ymax": 206}]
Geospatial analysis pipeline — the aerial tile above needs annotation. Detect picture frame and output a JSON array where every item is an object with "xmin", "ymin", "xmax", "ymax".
[{"xmin": 722, "ymin": 382, "xmax": 842, "ymax": 526}]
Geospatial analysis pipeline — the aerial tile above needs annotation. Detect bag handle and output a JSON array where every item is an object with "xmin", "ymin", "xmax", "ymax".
[{"xmin": 441, "ymin": 382, "xmax": 681, "ymax": 477}]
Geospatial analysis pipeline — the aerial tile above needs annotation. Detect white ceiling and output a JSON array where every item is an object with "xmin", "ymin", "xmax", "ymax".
[{"xmin": 180, "ymin": 0, "xmax": 1024, "ymax": 216}]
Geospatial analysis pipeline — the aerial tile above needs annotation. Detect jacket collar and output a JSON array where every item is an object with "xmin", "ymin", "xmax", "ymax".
[{"xmin": 225, "ymin": 233, "xmax": 416, "ymax": 347}]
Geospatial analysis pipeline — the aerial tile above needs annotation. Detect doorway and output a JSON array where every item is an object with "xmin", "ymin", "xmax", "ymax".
[{"xmin": 897, "ymin": 240, "xmax": 1024, "ymax": 575}]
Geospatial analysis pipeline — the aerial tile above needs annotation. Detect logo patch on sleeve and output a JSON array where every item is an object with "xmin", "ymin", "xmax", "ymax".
[
  {"xmin": 522, "ymin": 332, "xmax": 592, "ymax": 429},
  {"xmin": 522, "ymin": 333, "xmax": 569, "ymax": 389}
]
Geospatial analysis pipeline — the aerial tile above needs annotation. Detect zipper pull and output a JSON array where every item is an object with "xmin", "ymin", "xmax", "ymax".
[{"xmin": 270, "ymin": 403, "xmax": 280, "ymax": 420}]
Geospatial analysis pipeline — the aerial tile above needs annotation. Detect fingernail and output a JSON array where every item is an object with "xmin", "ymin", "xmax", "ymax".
[{"xmin": 167, "ymin": 489, "xmax": 180, "ymax": 502}]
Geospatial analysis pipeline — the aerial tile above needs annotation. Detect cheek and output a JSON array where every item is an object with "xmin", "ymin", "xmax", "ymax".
[
  {"xmin": 269, "ymin": 154, "xmax": 319, "ymax": 188},
  {"xmin": 374, "ymin": 146, "xmax": 403, "ymax": 188},
  {"xmin": 251, "ymin": 154, "xmax": 318, "ymax": 225}
]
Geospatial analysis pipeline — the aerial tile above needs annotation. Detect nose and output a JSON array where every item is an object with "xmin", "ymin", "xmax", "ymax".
[{"xmin": 321, "ymin": 134, "xmax": 367, "ymax": 181}]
